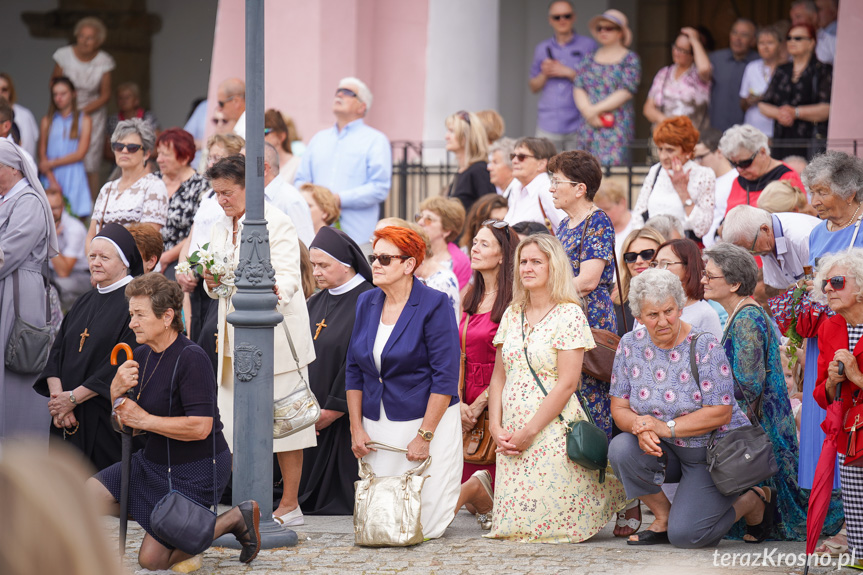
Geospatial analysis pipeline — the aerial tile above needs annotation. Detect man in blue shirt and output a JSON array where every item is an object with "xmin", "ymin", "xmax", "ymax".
[
  {"xmin": 295, "ymin": 77, "xmax": 392, "ymax": 250},
  {"xmin": 529, "ymin": 1, "xmax": 597, "ymax": 152}
]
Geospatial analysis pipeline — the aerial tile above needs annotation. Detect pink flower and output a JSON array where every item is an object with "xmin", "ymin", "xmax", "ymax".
[
  {"xmin": 638, "ymin": 388, "xmax": 650, "ymax": 400},
  {"xmin": 679, "ymin": 371, "xmax": 690, "ymax": 383},
  {"xmin": 721, "ymin": 394, "xmax": 732, "ymax": 404},
  {"xmin": 701, "ymin": 380, "xmax": 713, "ymax": 391},
  {"xmin": 644, "ymin": 348, "xmax": 654, "ymax": 360},
  {"xmin": 652, "ymin": 409, "xmax": 662, "ymax": 417},
  {"xmin": 674, "ymin": 439, "xmax": 686, "ymax": 447},
  {"xmin": 655, "ymin": 368, "xmax": 667, "ymax": 381},
  {"xmin": 719, "ymin": 424, "xmax": 729, "ymax": 433},
  {"xmin": 694, "ymin": 353, "xmax": 700, "ymax": 364},
  {"xmin": 692, "ymin": 391, "xmax": 702, "ymax": 401},
  {"xmin": 624, "ymin": 346, "xmax": 631, "ymax": 357},
  {"xmin": 635, "ymin": 329, "xmax": 645, "ymax": 339},
  {"xmin": 611, "ymin": 373, "xmax": 617, "ymax": 385},
  {"xmin": 669, "ymin": 350, "xmax": 681, "ymax": 362},
  {"xmin": 719, "ymin": 363, "xmax": 731, "ymax": 376},
  {"xmin": 663, "ymin": 390, "xmax": 676, "ymax": 402},
  {"xmin": 622, "ymin": 393, "xmax": 630, "ymax": 400},
  {"xmin": 708, "ymin": 342, "xmax": 716, "ymax": 351},
  {"xmin": 631, "ymin": 366, "xmax": 641, "ymax": 379}
]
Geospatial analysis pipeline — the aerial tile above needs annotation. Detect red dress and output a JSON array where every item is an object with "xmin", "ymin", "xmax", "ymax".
[{"xmin": 460, "ymin": 311, "xmax": 499, "ymax": 485}]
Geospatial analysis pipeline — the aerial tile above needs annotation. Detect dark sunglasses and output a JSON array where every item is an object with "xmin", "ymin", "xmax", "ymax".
[
  {"xmin": 787, "ymin": 35, "xmax": 812, "ymax": 42},
  {"xmin": 457, "ymin": 110, "xmax": 471, "ymax": 125},
  {"xmin": 623, "ymin": 248, "xmax": 656, "ymax": 263},
  {"xmin": 551, "ymin": 13, "xmax": 573, "ymax": 21},
  {"xmin": 217, "ymin": 95, "xmax": 238, "ymax": 108},
  {"xmin": 595, "ymin": 25, "xmax": 620, "ymax": 33},
  {"xmin": 111, "ymin": 142, "xmax": 143, "ymax": 153},
  {"xmin": 822, "ymin": 275, "xmax": 847, "ymax": 293},
  {"xmin": 510, "ymin": 153, "xmax": 536, "ymax": 162},
  {"xmin": 336, "ymin": 87, "xmax": 358, "ymax": 99},
  {"xmin": 211, "ymin": 118, "xmax": 229, "ymax": 126},
  {"xmin": 482, "ymin": 219, "xmax": 511, "ymax": 240},
  {"xmin": 368, "ymin": 253, "xmax": 411, "ymax": 266},
  {"xmin": 729, "ymin": 150, "xmax": 759, "ymax": 170}
]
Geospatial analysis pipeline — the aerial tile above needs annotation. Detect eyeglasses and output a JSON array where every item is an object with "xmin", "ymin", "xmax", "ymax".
[
  {"xmin": 692, "ymin": 152, "xmax": 710, "ymax": 163},
  {"xmin": 728, "ymin": 150, "xmax": 759, "ymax": 170},
  {"xmin": 649, "ymin": 260, "xmax": 684, "ymax": 270},
  {"xmin": 595, "ymin": 25, "xmax": 620, "ymax": 33},
  {"xmin": 482, "ymin": 219, "xmax": 511, "ymax": 240},
  {"xmin": 787, "ymin": 35, "xmax": 812, "ymax": 42},
  {"xmin": 701, "ymin": 270, "xmax": 725, "ymax": 282},
  {"xmin": 212, "ymin": 118, "xmax": 229, "ymax": 126},
  {"xmin": 749, "ymin": 228, "xmax": 761, "ymax": 254},
  {"xmin": 336, "ymin": 88, "xmax": 358, "ymax": 99},
  {"xmin": 672, "ymin": 44, "xmax": 693, "ymax": 55},
  {"xmin": 510, "ymin": 153, "xmax": 536, "ymax": 162},
  {"xmin": 368, "ymin": 254, "xmax": 411, "ymax": 266},
  {"xmin": 111, "ymin": 142, "xmax": 143, "ymax": 153},
  {"xmin": 217, "ymin": 95, "xmax": 239, "ymax": 108},
  {"xmin": 414, "ymin": 212, "xmax": 440, "ymax": 225},
  {"xmin": 550, "ymin": 13, "xmax": 573, "ymax": 21},
  {"xmin": 822, "ymin": 275, "xmax": 847, "ymax": 293},
  {"xmin": 623, "ymin": 249, "xmax": 656, "ymax": 263},
  {"xmin": 549, "ymin": 176, "xmax": 582, "ymax": 188}
]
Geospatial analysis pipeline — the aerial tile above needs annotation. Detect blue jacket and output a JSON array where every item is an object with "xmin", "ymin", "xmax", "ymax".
[{"xmin": 345, "ymin": 277, "xmax": 459, "ymax": 421}]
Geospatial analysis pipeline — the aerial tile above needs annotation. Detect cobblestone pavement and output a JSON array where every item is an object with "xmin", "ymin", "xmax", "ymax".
[{"xmin": 113, "ymin": 508, "xmax": 847, "ymax": 575}]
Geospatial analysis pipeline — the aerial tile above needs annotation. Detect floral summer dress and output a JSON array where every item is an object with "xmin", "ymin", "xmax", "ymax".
[
  {"xmin": 557, "ymin": 209, "xmax": 617, "ymax": 438},
  {"xmin": 574, "ymin": 50, "xmax": 641, "ymax": 166},
  {"xmin": 485, "ymin": 303, "xmax": 626, "ymax": 543}
]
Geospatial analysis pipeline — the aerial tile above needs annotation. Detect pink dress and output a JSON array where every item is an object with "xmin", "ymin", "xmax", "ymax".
[{"xmin": 460, "ymin": 311, "xmax": 498, "ymax": 485}]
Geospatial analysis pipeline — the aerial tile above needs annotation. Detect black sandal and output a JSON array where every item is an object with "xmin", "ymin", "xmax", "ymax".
[
  {"xmin": 627, "ymin": 529, "xmax": 669, "ymax": 545},
  {"xmin": 744, "ymin": 487, "xmax": 776, "ymax": 544},
  {"xmin": 235, "ymin": 500, "xmax": 261, "ymax": 563}
]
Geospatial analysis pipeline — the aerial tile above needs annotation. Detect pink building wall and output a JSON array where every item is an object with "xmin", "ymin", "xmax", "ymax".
[
  {"xmin": 827, "ymin": 1, "xmax": 862, "ymax": 154},
  {"xmin": 206, "ymin": 0, "xmax": 429, "ymax": 145}
]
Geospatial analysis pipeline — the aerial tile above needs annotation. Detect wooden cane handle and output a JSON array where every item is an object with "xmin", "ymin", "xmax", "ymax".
[{"xmin": 111, "ymin": 343, "xmax": 133, "ymax": 365}]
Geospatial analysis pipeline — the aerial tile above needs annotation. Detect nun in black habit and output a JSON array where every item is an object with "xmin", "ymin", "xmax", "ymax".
[
  {"xmin": 35, "ymin": 223, "xmax": 145, "ymax": 471},
  {"xmin": 298, "ymin": 226, "xmax": 374, "ymax": 515}
]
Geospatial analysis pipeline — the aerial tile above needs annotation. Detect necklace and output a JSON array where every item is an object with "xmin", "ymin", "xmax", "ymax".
[
  {"xmin": 136, "ymin": 349, "xmax": 166, "ymax": 401},
  {"xmin": 569, "ymin": 205, "xmax": 596, "ymax": 229},
  {"xmin": 484, "ymin": 289, "xmax": 498, "ymax": 295},
  {"xmin": 831, "ymin": 203, "xmax": 862, "ymax": 232}
]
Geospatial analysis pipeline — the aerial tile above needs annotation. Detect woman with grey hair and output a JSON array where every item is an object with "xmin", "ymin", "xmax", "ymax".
[
  {"xmin": 814, "ymin": 249, "xmax": 863, "ymax": 560},
  {"xmin": 608, "ymin": 268, "xmax": 766, "ymax": 547},
  {"xmin": 86, "ymin": 118, "xmax": 168, "ymax": 247},
  {"xmin": 719, "ymin": 124, "xmax": 806, "ymax": 213},
  {"xmin": 702, "ymin": 243, "xmax": 819, "ymax": 541}
]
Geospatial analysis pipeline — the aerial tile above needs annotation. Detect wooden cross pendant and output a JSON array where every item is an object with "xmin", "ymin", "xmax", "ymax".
[
  {"xmin": 314, "ymin": 318, "xmax": 327, "ymax": 340},
  {"xmin": 79, "ymin": 328, "xmax": 90, "ymax": 352}
]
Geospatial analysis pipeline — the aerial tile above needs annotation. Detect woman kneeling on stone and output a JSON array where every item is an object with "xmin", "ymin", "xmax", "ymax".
[{"xmin": 607, "ymin": 269, "xmax": 774, "ymax": 548}]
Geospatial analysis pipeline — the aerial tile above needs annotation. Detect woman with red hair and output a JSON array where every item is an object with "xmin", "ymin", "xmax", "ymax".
[
  {"xmin": 155, "ymin": 127, "xmax": 210, "ymax": 277},
  {"xmin": 633, "ymin": 116, "xmax": 716, "ymax": 240},
  {"xmin": 346, "ymin": 226, "xmax": 463, "ymax": 541}
]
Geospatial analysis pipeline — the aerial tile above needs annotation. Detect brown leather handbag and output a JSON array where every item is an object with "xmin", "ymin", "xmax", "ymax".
[
  {"xmin": 459, "ymin": 315, "xmax": 496, "ymax": 466},
  {"xmin": 575, "ymin": 210, "xmax": 627, "ymax": 382}
]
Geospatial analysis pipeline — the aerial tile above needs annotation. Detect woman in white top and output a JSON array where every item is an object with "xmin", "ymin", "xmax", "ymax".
[
  {"xmin": 739, "ymin": 26, "xmax": 785, "ymax": 138},
  {"xmin": 52, "ymin": 17, "xmax": 115, "ymax": 197},
  {"xmin": 633, "ymin": 116, "xmax": 715, "ymax": 240},
  {"xmin": 86, "ymin": 119, "xmax": 168, "ymax": 248}
]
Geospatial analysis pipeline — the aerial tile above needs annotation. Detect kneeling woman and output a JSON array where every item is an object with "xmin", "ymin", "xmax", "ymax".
[
  {"xmin": 608, "ymin": 269, "xmax": 772, "ymax": 548},
  {"xmin": 87, "ymin": 274, "xmax": 261, "ymax": 570}
]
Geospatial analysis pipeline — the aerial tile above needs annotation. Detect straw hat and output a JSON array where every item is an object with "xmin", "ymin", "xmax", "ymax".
[{"xmin": 589, "ymin": 9, "xmax": 632, "ymax": 48}]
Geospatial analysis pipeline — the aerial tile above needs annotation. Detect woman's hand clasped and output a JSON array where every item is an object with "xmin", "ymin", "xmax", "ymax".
[
  {"xmin": 350, "ymin": 426, "xmax": 375, "ymax": 459},
  {"xmin": 494, "ymin": 425, "xmax": 537, "ymax": 456},
  {"xmin": 110, "ymin": 359, "xmax": 139, "ymax": 403},
  {"xmin": 632, "ymin": 414, "xmax": 668, "ymax": 457},
  {"xmin": 460, "ymin": 401, "xmax": 478, "ymax": 433},
  {"xmin": 48, "ymin": 391, "xmax": 76, "ymax": 419}
]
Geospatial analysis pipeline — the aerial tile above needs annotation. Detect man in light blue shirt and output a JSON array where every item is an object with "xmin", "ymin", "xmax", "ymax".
[
  {"xmin": 295, "ymin": 77, "xmax": 392, "ymax": 248},
  {"xmin": 263, "ymin": 143, "xmax": 314, "ymax": 247}
]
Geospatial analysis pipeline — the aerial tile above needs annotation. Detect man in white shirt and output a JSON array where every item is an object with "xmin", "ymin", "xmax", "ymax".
[
  {"xmin": 216, "ymin": 78, "xmax": 246, "ymax": 138},
  {"xmin": 47, "ymin": 190, "xmax": 91, "ymax": 309},
  {"xmin": 487, "ymin": 137, "xmax": 522, "ymax": 201},
  {"xmin": 723, "ymin": 204, "xmax": 821, "ymax": 289},
  {"xmin": 263, "ymin": 143, "xmax": 314, "ymax": 246},
  {"xmin": 693, "ymin": 130, "xmax": 738, "ymax": 247},
  {"xmin": 504, "ymin": 137, "xmax": 565, "ymax": 230}
]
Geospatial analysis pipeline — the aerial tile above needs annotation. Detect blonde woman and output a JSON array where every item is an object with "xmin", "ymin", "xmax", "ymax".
[
  {"xmin": 615, "ymin": 226, "xmax": 666, "ymax": 336},
  {"xmin": 486, "ymin": 234, "xmax": 626, "ymax": 542},
  {"xmin": 300, "ymin": 184, "xmax": 340, "ymax": 235},
  {"xmin": 445, "ymin": 110, "xmax": 496, "ymax": 213},
  {"xmin": 757, "ymin": 180, "xmax": 817, "ymax": 216},
  {"xmin": 415, "ymin": 196, "xmax": 471, "ymax": 290}
]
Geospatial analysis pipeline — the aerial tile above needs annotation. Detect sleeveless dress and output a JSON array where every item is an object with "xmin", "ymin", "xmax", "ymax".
[
  {"xmin": 41, "ymin": 111, "xmax": 91, "ymax": 217},
  {"xmin": 460, "ymin": 311, "xmax": 498, "ymax": 485}
]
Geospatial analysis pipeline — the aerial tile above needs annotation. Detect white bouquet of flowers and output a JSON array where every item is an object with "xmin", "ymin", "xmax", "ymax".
[{"xmin": 176, "ymin": 243, "xmax": 236, "ymax": 298}]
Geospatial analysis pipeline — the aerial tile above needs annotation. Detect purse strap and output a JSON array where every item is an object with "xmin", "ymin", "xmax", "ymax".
[
  {"xmin": 520, "ymin": 308, "xmax": 595, "ymax": 427},
  {"xmin": 163, "ymin": 346, "xmax": 218, "ymax": 513},
  {"xmin": 537, "ymin": 197, "xmax": 555, "ymax": 237},
  {"xmin": 359, "ymin": 441, "xmax": 433, "ymax": 479},
  {"xmin": 574, "ymin": 209, "xmax": 627, "ymax": 332},
  {"xmin": 458, "ymin": 314, "xmax": 470, "ymax": 401},
  {"xmin": 282, "ymin": 319, "xmax": 312, "ymax": 394},
  {"xmin": 719, "ymin": 303, "xmax": 771, "ymax": 422}
]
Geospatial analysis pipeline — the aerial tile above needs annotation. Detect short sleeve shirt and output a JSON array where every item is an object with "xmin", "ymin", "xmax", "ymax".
[{"xmin": 92, "ymin": 172, "xmax": 169, "ymax": 229}]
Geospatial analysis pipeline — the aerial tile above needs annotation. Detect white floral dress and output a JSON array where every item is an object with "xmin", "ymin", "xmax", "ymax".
[{"xmin": 486, "ymin": 303, "xmax": 626, "ymax": 543}]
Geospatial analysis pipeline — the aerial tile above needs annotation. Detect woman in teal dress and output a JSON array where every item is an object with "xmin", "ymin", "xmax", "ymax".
[
  {"xmin": 574, "ymin": 10, "xmax": 641, "ymax": 166},
  {"xmin": 548, "ymin": 150, "xmax": 616, "ymax": 438},
  {"xmin": 703, "ymin": 242, "xmax": 842, "ymax": 541},
  {"xmin": 38, "ymin": 76, "xmax": 91, "ymax": 218}
]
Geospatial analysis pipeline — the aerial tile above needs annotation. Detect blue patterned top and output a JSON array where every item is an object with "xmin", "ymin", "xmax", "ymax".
[{"xmin": 610, "ymin": 327, "xmax": 750, "ymax": 447}]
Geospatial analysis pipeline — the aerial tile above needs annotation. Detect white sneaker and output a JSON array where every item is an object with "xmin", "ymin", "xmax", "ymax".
[{"xmin": 273, "ymin": 506, "xmax": 304, "ymax": 526}]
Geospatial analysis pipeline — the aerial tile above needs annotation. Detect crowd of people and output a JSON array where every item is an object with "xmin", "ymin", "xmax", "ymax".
[{"xmin": 0, "ymin": 1, "xmax": 859, "ymax": 571}]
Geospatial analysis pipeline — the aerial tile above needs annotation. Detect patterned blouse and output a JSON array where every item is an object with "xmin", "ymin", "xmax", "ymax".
[
  {"xmin": 647, "ymin": 64, "xmax": 711, "ymax": 130},
  {"xmin": 610, "ymin": 327, "xmax": 750, "ymax": 448},
  {"xmin": 633, "ymin": 161, "xmax": 716, "ymax": 238},
  {"xmin": 92, "ymin": 172, "xmax": 169, "ymax": 230},
  {"xmin": 761, "ymin": 59, "xmax": 832, "ymax": 141},
  {"xmin": 156, "ymin": 172, "xmax": 210, "ymax": 250}
]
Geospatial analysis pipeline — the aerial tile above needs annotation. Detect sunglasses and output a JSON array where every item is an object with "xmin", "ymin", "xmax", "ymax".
[
  {"xmin": 482, "ymin": 219, "xmax": 511, "ymax": 240},
  {"xmin": 264, "ymin": 128, "xmax": 273, "ymax": 135},
  {"xmin": 729, "ymin": 150, "xmax": 759, "ymax": 170},
  {"xmin": 595, "ymin": 25, "xmax": 620, "ymax": 33},
  {"xmin": 457, "ymin": 110, "xmax": 471, "ymax": 125},
  {"xmin": 623, "ymin": 249, "xmax": 656, "ymax": 263},
  {"xmin": 368, "ymin": 254, "xmax": 411, "ymax": 266},
  {"xmin": 787, "ymin": 35, "xmax": 812, "ymax": 42},
  {"xmin": 111, "ymin": 142, "xmax": 143, "ymax": 153},
  {"xmin": 211, "ymin": 118, "xmax": 229, "ymax": 126},
  {"xmin": 510, "ymin": 153, "xmax": 536, "ymax": 162},
  {"xmin": 822, "ymin": 275, "xmax": 847, "ymax": 293},
  {"xmin": 336, "ymin": 87, "xmax": 358, "ymax": 99},
  {"xmin": 217, "ymin": 95, "xmax": 239, "ymax": 108},
  {"xmin": 414, "ymin": 212, "xmax": 440, "ymax": 225},
  {"xmin": 551, "ymin": 13, "xmax": 573, "ymax": 21}
]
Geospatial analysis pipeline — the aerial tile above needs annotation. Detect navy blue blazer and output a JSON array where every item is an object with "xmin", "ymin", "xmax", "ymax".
[{"xmin": 345, "ymin": 277, "xmax": 459, "ymax": 421}]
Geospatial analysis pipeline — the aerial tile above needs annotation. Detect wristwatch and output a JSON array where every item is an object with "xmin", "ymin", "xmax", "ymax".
[
  {"xmin": 69, "ymin": 391, "xmax": 78, "ymax": 406},
  {"xmin": 666, "ymin": 419, "xmax": 676, "ymax": 438},
  {"xmin": 417, "ymin": 429, "xmax": 434, "ymax": 441},
  {"xmin": 683, "ymin": 198, "xmax": 693, "ymax": 207}
]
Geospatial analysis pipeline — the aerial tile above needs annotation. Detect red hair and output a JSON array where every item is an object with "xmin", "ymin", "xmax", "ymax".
[
  {"xmin": 373, "ymin": 226, "xmax": 425, "ymax": 269},
  {"xmin": 789, "ymin": 23, "xmax": 818, "ymax": 48},
  {"xmin": 156, "ymin": 128, "xmax": 196, "ymax": 165},
  {"xmin": 653, "ymin": 116, "xmax": 700, "ymax": 154}
]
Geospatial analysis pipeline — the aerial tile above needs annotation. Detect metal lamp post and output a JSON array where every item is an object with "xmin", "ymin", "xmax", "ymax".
[{"xmin": 213, "ymin": 0, "xmax": 297, "ymax": 550}]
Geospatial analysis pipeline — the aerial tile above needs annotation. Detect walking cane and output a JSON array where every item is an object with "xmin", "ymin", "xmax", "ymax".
[{"xmin": 111, "ymin": 342, "xmax": 134, "ymax": 556}]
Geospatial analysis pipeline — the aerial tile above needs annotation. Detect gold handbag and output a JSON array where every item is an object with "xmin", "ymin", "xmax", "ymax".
[
  {"xmin": 353, "ymin": 441, "xmax": 431, "ymax": 547},
  {"xmin": 273, "ymin": 320, "xmax": 320, "ymax": 439}
]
